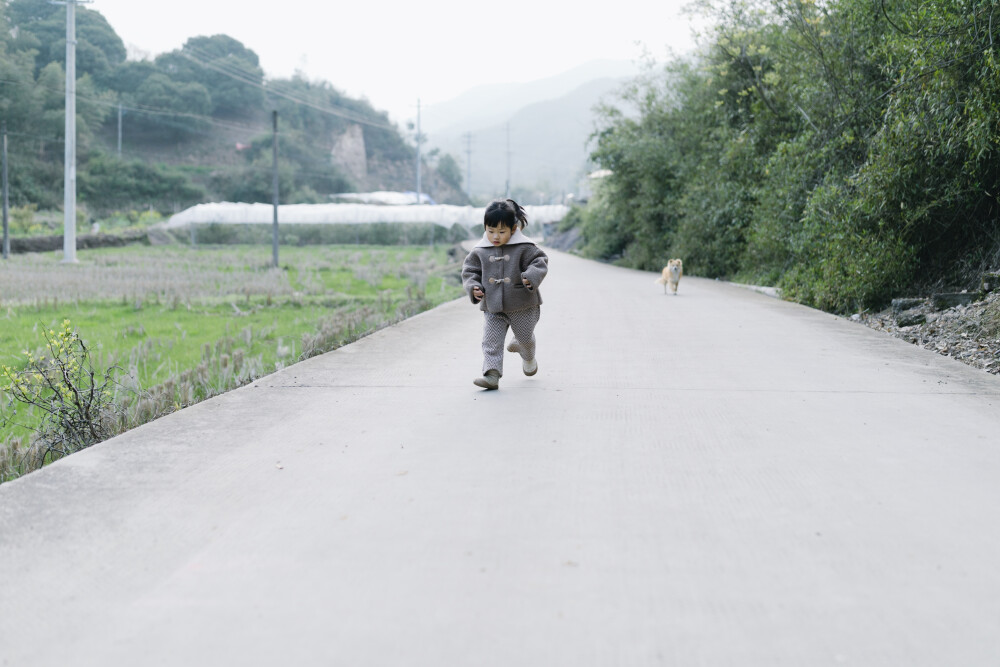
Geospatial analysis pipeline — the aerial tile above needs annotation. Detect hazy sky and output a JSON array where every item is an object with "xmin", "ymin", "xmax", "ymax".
[{"xmin": 89, "ymin": 0, "xmax": 701, "ymax": 126}]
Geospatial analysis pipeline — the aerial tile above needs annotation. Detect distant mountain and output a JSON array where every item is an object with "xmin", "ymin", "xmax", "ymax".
[
  {"xmin": 422, "ymin": 59, "xmax": 639, "ymax": 135},
  {"xmin": 423, "ymin": 60, "xmax": 639, "ymax": 200}
]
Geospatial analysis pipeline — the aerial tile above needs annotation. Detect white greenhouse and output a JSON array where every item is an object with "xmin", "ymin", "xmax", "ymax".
[{"xmin": 164, "ymin": 202, "xmax": 570, "ymax": 229}]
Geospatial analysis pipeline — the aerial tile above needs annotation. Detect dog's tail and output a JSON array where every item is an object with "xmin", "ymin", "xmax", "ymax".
[{"xmin": 654, "ymin": 276, "xmax": 667, "ymax": 285}]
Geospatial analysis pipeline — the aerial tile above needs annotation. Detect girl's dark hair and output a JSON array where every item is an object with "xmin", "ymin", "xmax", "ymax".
[{"xmin": 483, "ymin": 198, "xmax": 528, "ymax": 230}]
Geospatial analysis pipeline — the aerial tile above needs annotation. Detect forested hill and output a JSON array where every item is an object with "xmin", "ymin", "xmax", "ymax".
[
  {"xmin": 574, "ymin": 0, "xmax": 1000, "ymax": 314},
  {"xmin": 0, "ymin": 0, "xmax": 467, "ymax": 216}
]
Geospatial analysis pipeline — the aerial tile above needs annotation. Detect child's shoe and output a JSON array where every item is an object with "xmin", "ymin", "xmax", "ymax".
[
  {"xmin": 506, "ymin": 341, "xmax": 538, "ymax": 376},
  {"xmin": 473, "ymin": 369, "xmax": 500, "ymax": 390}
]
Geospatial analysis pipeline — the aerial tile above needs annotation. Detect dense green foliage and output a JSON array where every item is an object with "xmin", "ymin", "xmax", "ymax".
[
  {"xmin": 0, "ymin": 1, "xmax": 464, "ymax": 217},
  {"xmin": 434, "ymin": 153, "xmax": 464, "ymax": 192},
  {"xmin": 80, "ymin": 154, "xmax": 207, "ymax": 210},
  {"xmin": 579, "ymin": 0, "xmax": 1000, "ymax": 312}
]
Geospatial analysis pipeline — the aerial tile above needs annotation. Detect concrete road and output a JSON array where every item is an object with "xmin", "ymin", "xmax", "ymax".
[{"xmin": 2, "ymin": 250, "xmax": 1000, "ymax": 666}]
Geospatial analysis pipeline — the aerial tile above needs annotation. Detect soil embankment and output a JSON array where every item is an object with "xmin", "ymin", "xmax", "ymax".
[{"xmin": 6, "ymin": 229, "xmax": 156, "ymax": 254}]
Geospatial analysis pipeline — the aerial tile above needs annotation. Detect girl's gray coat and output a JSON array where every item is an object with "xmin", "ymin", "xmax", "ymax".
[{"xmin": 462, "ymin": 230, "xmax": 548, "ymax": 313}]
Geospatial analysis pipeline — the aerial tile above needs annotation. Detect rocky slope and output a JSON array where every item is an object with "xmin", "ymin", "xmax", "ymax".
[{"xmin": 856, "ymin": 289, "xmax": 1000, "ymax": 376}]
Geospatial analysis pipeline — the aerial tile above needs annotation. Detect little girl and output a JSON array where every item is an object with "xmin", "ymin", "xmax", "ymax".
[{"xmin": 462, "ymin": 198, "xmax": 549, "ymax": 390}]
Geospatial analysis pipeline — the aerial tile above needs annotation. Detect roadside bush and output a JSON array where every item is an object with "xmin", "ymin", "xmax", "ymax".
[
  {"xmin": 779, "ymin": 179, "xmax": 916, "ymax": 312},
  {"xmin": 9, "ymin": 204, "xmax": 43, "ymax": 235},
  {"xmin": 674, "ymin": 176, "xmax": 753, "ymax": 279},
  {"xmin": 0, "ymin": 319, "xmax": 122, "ymax": 476},
  {"xmin": 95, "ymin": 209, "xmax": 165, "ymax": 233},
  {"xmin": 557, "ymin": 204, "xmax": 583, "ymax": 233},
  {"xmin": 584, "ymin": 97, "xmax": 680, "ymax": 270},
  {"xmin": 742, "ymin": 134, "xmax": 826, "ymax": 284},
  {"xmin": 577, "ymin": 188, "xmax": 629, "ymax": 262}
]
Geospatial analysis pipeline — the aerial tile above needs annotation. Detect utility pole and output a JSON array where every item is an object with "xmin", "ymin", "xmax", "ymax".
[
  {"xmin": 117, "ymin": 103, "xmax": 123, "ymax": 157},
  {"xmin": 463, "ymin": 132, "xmax": 472, "ymax": 201},
  {"xmin": 505, "ymin": 122, "xmax": 511, "ymax": 198},
  {"xmin": 415, "ymin": 98, "xmax": 422, "ymax": 205},
  {"xmin": 50, "ymin": 0, "xmax": 91, "ymax": 263},
  {"xmin": 2, "ymin": 122, "xmax": 8, "ymax": 260},
  {"xmin": 272, "ymin": 110, "xmax": 279, "ymax": 268}
]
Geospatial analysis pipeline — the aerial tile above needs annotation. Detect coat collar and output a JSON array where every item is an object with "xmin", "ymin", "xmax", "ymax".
[{"xmin": 474, "ymin": 228, "xmax": 534, "ymax": 248}]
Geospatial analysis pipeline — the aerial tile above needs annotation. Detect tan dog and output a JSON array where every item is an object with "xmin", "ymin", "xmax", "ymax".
[{"xmin": 655, "ymin": 259, "xmax": 683, "ymax": 295}]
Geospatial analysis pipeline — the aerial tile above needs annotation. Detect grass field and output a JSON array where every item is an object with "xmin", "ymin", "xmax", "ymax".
[{"xmin": 0, "ymin": 242, "xmax": 465, "ymax": 481}]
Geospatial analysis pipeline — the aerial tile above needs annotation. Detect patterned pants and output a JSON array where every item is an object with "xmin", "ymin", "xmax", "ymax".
[{"xmin": 481, "ymin": 307, "xmax": 541, "ymax": 376}]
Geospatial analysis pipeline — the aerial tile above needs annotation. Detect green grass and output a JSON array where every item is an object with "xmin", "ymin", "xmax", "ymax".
[
  {"xmin": 0, "ymin": 243, "xmax": 464, "ymax": 476},
  {"xmin": 6, "ymin": 300, "xmax": 339, "ymax": 384}
]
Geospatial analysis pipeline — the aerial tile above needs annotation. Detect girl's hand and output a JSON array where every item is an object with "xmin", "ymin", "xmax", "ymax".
[
  {"xmin": 522, "ymin": 278, "xmax": 532, "ymax": 289},
  {"xmin": 473, "ymin": 287, "xmax": 484, "ymax": 300}
]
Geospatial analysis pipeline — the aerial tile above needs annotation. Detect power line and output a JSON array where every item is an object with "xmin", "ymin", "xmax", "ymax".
[
  {"xmin": 0, "ymin": 43, "xmax": 401, "ymax": 146},
  {"xmin": 179, "ymin": 48, "xmax": 395, "ymax": 130},
  {"xmin": 2, "ymin": 128, "xmax": 66, "ymax": 143},
  {"xmin": 1, "ymin": 51, "xmax": 393, "ymax": 137},
  {"xmin": 0, "ymin": 46, "xmax": 405, "ymax": 196},
  {"xmin": 181, "ymin": 43, "xmax": 395, "ymax": 129},
  {"xmin": 0, "ymin": 76, "xmax": 272, "ymax": 136}
]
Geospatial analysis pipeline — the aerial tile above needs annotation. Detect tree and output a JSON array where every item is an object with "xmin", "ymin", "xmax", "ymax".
[
  {"xmin": 104, "ymin": 60, "xmax": 158, "ymax": 96},
  {"xmin": 132, "ymin": 73, "xmax": 212, "ymax": 140},
  {"xmin": 7, "ymin": 2, "xmax": 126, "ymax": 82},
  {"xmin": 155, "ymin": 35, "xmax": 265, "ymax": 117},
  {"xmin": 436, "ymin": 153, "xmax": 463, "ymax": 191},
  {"xmin": 0, "ymin": 6, "xmax": 427, "ymax": 214},
  {"xmin": 79, "ymin": 153, "xmax": 206, "ymax": 213},
  {"xmin": 584, "ymin": 66, "xmax": 686, "ymax": 270},
  {"xmin": 5, "ymin": 0, "xmax": 59, "ymax": 26},
  {"xmin": 32, "ymin": 61, "xmax": 112, "ymax": 155},
  {"xmin": 236, "ymin": 126, "xmax": 354, "ymax": 199},
  {"xmin": 0, "ymin": 22, "xmax": 43, "ymax": 134},
  {"xmin": 581, "ymin": 0, "xmax": 1000, "ymax": 311},
  {"xmin": 209, "ymin": 160, "xmax": 296, "ymax": 204},
  {"xmin": 267, "ymin": 74, "xmax": 411, "ymax": 164}
]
